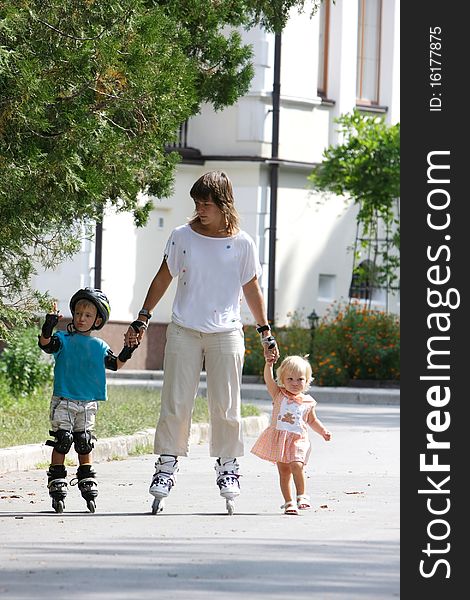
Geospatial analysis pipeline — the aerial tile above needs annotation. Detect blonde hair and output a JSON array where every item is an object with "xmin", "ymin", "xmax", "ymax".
[
  {"xmin": 189, "ymin": 171, "xmax": 240, "ymax": 236},
  {"xmin": 276, "ymin": 355, "xmax": 313, "ymax": 391},
  {"xmin": 74, "ymin": 299, "xmax": 97, "ymax": 314}
]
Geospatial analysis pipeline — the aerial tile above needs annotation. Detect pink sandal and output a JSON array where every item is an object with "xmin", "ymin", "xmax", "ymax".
[
  {"xmin": 281, "ymin": 500, "xmax": 299, "ymax": 515},
  {"xmin": 297, "ymin": 494, "xmax": 312, "ymax": 510}
]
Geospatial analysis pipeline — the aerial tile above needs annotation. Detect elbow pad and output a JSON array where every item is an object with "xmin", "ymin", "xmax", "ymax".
[
  {"xmin": 38, "ymin": 335, "xmax": 60, "ymax": 354},
  {"xmin": 105, "ymin": 350, "xmax": 118, "ymax": 371}
]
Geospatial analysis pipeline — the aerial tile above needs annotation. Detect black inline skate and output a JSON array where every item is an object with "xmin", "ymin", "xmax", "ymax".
[
  {"xmin": 71, "ymin": 464, "xmax": 98, "ymax": 513},
  {"xmin": 47, "ymin": 464, "xmax": 68, "ymax": 513}
]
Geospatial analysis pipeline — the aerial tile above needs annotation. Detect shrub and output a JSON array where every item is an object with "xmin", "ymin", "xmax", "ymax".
[
  {"xmin": 243, "ymin": 304, "xmax": 400, "ymax": 386},
  {"xmin": 0, "ymin": 325, "xmax": 53, "ymax": 396},
  {"xmin": 312, "ymin": 302, "xmax": 400, "ymax": 386},
  {"xmin": 243, "ymin": 311, "xmax": 311, "ymax": 378}
]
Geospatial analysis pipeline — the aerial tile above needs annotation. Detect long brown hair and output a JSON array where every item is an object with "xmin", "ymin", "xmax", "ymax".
[{"xmin": 189, "ymin": 171, "xmax": 240, "ymax": 236}]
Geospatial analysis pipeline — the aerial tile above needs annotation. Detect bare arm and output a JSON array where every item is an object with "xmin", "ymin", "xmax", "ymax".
[
  {"xmin": 264, "ymin": 360, "xmax": 279, "ymax": 399},
  {"xmin": 125, "ymin": 259, "xmax": 173, "ymax": 345},
  {"xmin": 242, "ymin": 276, "xmax": 269, "ymax": 327},
  {"xmin": 140, "ymin": 259, "xmax": 173, "ymax": 313},
  {"xmin": 309, "ymin": 409, "xmax": 332, "ymax": 441},
  {"xmin": 242, "ymin": 276, "xmax": 280, "ymax": 362}
]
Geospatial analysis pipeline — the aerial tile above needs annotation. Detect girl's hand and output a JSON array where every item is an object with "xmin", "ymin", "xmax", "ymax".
[
  {"xmin": 262, "ymin": 337, "xmax": 279, "ymax": 363},
  {"xmin": 322, "ymin": 429, "xmax": 332, "ymax": 441}
]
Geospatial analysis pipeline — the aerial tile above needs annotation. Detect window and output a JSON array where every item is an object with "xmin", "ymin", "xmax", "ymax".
[
  {"xmin": 349, "ymin": 259, "xmax": 384, "ymax": 304},
  {"xmin": 356, "ymin": 0, "xmax": 382, "ymax": 105},
  {"xmin": 317, "ymin": 0, "xmax": 331, "ymax": 97},
  {"xmin": 318, "ymin": 274, "xmax": 335, "ymax": 301}
]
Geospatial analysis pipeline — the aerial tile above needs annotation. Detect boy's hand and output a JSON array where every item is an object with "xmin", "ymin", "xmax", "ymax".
[
  {"xmin": 41, "ymin": 302, "xmax": 61, "ymax": 339},
  {"xmin": 125, "ymin": 320, "xmax": 147, "ymax": 347}
]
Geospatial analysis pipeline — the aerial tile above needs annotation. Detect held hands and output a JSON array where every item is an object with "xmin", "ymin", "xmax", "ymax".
[
  {"xmin": 260, "ymin": 333, "xmax": 279, "ymax": 364},
  {"xmin": 124, "ymin": 319, "xmax": 148, "ymax": 347}
]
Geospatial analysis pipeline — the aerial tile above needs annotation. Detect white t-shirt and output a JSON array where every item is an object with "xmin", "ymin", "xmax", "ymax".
[{"xmin": 164, "ymin": 224, "xmax": 262, "ymax": 333}]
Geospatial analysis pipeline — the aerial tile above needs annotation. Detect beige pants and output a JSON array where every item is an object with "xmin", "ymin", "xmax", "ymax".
[{"xmin": 154, "ymin": 322, "xmax": 245, "ymax": 457}]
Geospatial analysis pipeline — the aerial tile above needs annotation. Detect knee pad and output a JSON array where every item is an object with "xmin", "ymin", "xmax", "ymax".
[
  {"xmin": 73, "ymin": 431, "xmax": 95, "ymax": 455},
  {"xmin": 46, "ymin": 429, "xmax": 74, "ymax": 454}
]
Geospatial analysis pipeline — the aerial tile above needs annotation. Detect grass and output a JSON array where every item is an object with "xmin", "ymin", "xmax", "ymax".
[{"xmin": 0, "ymin": 385, "xmax": 260, "ymax": 449}]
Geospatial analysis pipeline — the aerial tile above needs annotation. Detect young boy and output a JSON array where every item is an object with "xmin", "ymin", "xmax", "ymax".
[{"xmin": 38, "ymin": 287, "xmax": 138, "ymax": 513}]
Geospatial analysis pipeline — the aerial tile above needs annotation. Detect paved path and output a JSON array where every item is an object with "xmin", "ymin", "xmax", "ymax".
[{"xmin": 0, "ymin": 403, "xmax": 399, "ymax": 599}]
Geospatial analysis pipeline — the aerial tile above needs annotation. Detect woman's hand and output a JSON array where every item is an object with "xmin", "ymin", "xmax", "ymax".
[
  {"xmin": 124, "ymin": 320, "xmax": 148, "ymax": 347},
  {"xmin": 261, "ymin": 334, "xmax": 279, "ymax": 363}
]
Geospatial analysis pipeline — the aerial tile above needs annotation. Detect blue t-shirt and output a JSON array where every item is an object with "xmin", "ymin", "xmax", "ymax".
[{"xmin": 52, "ymin": 331, "xmax": 110, "ymax": 401}]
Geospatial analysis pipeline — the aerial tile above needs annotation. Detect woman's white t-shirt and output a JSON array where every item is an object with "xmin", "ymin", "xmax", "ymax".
[{"xmin": 164, "ymin": 224, "xmax": 262, "ymax": 333}]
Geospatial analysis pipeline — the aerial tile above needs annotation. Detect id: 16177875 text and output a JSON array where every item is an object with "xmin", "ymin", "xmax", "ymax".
[{"xmin": 429, "ymin": 26, "xmax": 442, "ymax": 112}]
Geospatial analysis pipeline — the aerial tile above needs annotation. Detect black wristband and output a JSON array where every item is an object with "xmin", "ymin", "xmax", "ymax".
[
  {"xmin": 138, "ymin": 309, "xmax": 152, "ymax": 320},
  {"xmin": 41, "ymin": 313, "xmax": 59, "ymax": 338},
  {"xmin": 256, "ymin": 324, "xmax": 271, "ymax": 334},
  {"xmin": 118, "ymin": 345, "xmax": 137, "ymax": 362}
]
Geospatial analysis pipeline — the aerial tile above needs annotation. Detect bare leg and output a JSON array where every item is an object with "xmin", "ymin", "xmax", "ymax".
[
  {"xmin": 51, "ymin": 449, "xmax": 66, "ymax": 465},
  {"xmin": 78, "ymin": 453, "xmax": 92, "ymax": 466},
  {"xmin": 277, "ymin": 462, "xmax": 294, "ymax": 503},
  {"xmin": 290, "ymin": 461, "xmax": 306, "ymax": 497}
]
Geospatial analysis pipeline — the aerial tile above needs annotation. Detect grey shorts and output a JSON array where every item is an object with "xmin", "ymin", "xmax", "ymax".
[{"xmin": 50, "ymin": 396, "xmax": 98, "ymax": 432}]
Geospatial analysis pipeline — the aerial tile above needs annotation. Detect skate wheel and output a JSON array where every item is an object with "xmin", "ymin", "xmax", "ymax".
[
  {"xmin": 151, "ymin": 497, "xmax": 164, "ymax": 515},
  {"xmin": 87, "ymin": 500, "xmax": 96, "ymax": 513},
  {"xmin": 53, "ymin": 499, "xmax": 65, "ymax": 514},
  {"xmin": 226, "ymin": 499, "xmax": 235, "ymax": 516}
]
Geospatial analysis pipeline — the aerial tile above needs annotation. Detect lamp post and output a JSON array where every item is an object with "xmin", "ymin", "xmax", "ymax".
[{"xmin": 307, "ymin": 309, "xmax": 320, "ymax": 357}]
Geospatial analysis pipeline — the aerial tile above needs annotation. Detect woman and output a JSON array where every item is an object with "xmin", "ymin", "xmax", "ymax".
[{"xmin": 126, "ymin": 170, "xmax": 279, "ymax": 514}]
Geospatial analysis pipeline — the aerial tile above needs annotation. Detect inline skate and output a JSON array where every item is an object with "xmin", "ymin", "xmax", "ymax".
[
  {"xmin": 71, "ymin": 464, "xmax": 98, "ymax": 513},
  {"xmin": 215, "ymin": 457, "xmax": 240, "ymax": 515},
  {"xmin": 149, "ymin": 455, "xmax": 179, "ymax": 514},
  {"xmin": 47, "ymin": 464, "xmax": 68, "ymax": 513}
]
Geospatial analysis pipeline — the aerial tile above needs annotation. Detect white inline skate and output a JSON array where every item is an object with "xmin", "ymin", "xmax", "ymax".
[
  {"xmin": 149, "ymin": 455, "xmax": 179, "ymax": 514},
  {"xmin": 215, "ymin": 457, "xmax": 240, "ymax": 515}
]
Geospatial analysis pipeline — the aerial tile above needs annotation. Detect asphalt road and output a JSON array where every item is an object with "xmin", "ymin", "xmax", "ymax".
[{"xmin": 0, "ymin": 403, "xmax": 399, "ymax": 600}]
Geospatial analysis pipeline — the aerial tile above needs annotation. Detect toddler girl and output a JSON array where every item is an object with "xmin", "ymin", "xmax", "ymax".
[{"xmin": 251, "ymin": 355, "xmax": 331, "ymax": 515}]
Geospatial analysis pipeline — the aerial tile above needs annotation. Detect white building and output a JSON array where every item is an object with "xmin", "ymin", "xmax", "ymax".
[{"xmin": 33, "ymin": 0, "xmax": 400, "ymax": 368}]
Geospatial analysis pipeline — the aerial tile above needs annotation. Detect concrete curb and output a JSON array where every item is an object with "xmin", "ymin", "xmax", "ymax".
[
  {"xmin": 0, "ymin": 415, "xmax": 269, "ymax": 475},
  {"xmin": 108, "ymin": 370, "xmax": 400, "ymax": 406}
]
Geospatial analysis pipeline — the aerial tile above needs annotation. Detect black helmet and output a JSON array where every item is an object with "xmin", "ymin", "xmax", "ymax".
[{"xmin": 69, "ymin": 288, "xmax": 111, "ymax": 330}]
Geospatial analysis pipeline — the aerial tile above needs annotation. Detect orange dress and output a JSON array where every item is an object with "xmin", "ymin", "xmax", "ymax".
[{"xmin": 250, "ymin": 387, "xmax": 318, "ymax": 464}]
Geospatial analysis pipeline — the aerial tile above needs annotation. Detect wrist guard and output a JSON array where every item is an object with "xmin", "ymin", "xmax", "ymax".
[
  {"xmin": 130, "ymin": 319, "xmax": 148, "ymax": 333},
  {"xmin": 41, "ymin": 313, "xmax": 59, "ymax": 338},
  {"xmin": 260, "ymin": 334, "xmax": 277, "ymax": 350},
  {"xmin": 118, "ymin": 344, "xmax": 137, "ymax": 363}
]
